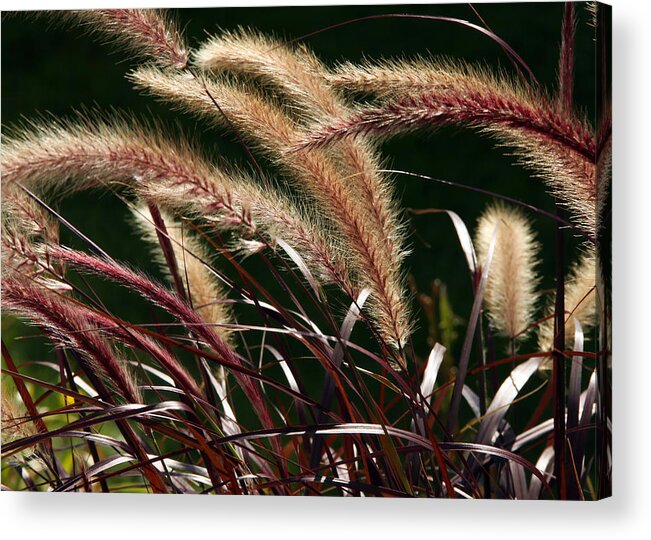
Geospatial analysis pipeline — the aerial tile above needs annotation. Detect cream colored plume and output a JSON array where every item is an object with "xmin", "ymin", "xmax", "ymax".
[
  {"xmin": 475, "ymin": 203, "xmax": 540, "ymax": 342},
  {"xmin": 131, "ymin": 66, "xmax": 412, "ymax": 353},
  {"xmin": 132, "ymin": 205, "xmax": 233, "ymax": 343},
  {"xmin": 1, "ymin": 114, "xmax": 349, "ymax": 293},
  {"xmin": 538, "ymin": 250, "xmax": 597, "ymax": 352}
]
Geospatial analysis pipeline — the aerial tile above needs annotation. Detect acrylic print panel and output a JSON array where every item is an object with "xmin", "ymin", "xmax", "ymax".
[{"xmin": 1, "ymin": 2, "xmax": 611, "ymax": 499}]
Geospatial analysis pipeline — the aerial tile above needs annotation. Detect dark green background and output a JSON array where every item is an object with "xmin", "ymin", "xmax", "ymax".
[{"xmin": 2, "ymin": 3, "xmax": 596, "ymax": 364}]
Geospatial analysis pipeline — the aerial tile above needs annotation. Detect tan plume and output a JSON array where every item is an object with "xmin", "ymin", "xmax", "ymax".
[
  {"xmin": 306, "ymin": 57, "xmax": 597, "ymax": 237},
  {"xmin": 131, "ymin": 66, "xmax": 412, "ymax": 356},
  {"xmin": 132, "ymin": 205, "xmax": 233, "ymax": 343},
  {"xmin": 475, "ymin": 203, "xmax": 540, "ymax": 342},
  {"xmin": 538, "ymin": 249, "xmax": 597, "ymax": 352}
]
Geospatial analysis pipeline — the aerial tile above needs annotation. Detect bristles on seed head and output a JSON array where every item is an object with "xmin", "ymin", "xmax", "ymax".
[
  {"xmin": 64, "ymin": 9, "xmax": 188, "ymax": 68},
  {"xmin": 132, "ymin": 205, "xmax": 234, "ymax": 343},
  {"xmin": 1, "ymin": 379, "xmax": 44, "ymax": 464},
  {"xmin": 1, "ymin": 379, "xmax": 39, "ymax": 447},
  {"xmin": 305, "ymin": 57, "xmax": 597, "ymax": 236},
  {"xmin": 3, "ymin": 276, "xmax": 141, "ymax": 403},
  {"xmin": 1, "ymin": 112, "xmax": 219, "ymax": 200},
  {"xmin": 1, "ymin": 186, "xmax": 68, "ymax": 292},
  {"xmin": 193, "ymin": 29, "xmax": 407, "ymax": 262},
  {"xmin": 475, "ymin": 203, "xmax": 540, "ymax": 342},
  {"xmin": 193, "ymin": 28, "xmax": 341, "ymax": 119},
  {"xmin": 131, "ymin": 67, "xmax": 413, "ymax": 354},
  {"xmin": 538, "ymin": 249, "xmax": 597, "ymax": 352},
  {"xmin": 2, "ymin": 112, "xmax": 351, "ymax": 294}
]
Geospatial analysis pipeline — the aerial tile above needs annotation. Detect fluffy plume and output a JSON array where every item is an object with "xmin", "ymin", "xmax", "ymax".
[
  {"xmin": 0, "ymin": 381, "xmax": 49, "ymax": 468},
  {"xmin": 324, "ymin": 56, "xmax": 498, "ymax": 99},
  {"xmin": 64, "ymin": 9, "xmax": 188, "ymax": 68},
  {"xmin": 2, "ymin": 113, "xmax": 215, "ymax": 196},
  {"xmin": 1, "ymin": 114, "xmax": 349, "ymax": 291},
  {"xmin": 131, "ymin": 67, "xmax": 412, "ymax": 353},
  {"xmin": 193, "ymin": 28, "xmax": 343, "ymax": 118},
  {"xmin": 302, "ymin": 58, "xmax": 596, "ymax": 236},
  {"xmin": 1, "ymin": 381, "xmax": 39, "ymax": 450},
  {"xmin": 1, "ymin": 186, "xmax": 67, "ymax": 292},
  {"xmin": 538, "ymin": 250, "xmax": 597, "ymax": 352},
  {"xmin": 321, "ymin": 58, "xmax": 592, "ymax": 159},
  {"xmin": 475, "ymin": 203, "xmax": 540, "ymax": 342},
  {"xmin": 132, "ymin": 205, "xmax": 233, "ymax": 343},
  {"xmin": 1, "ymin": 187, "xmax": 58, "ymax": 245},
  {"xmin": 193, "ymin": 28, "xmax": 408, "ymax": 305},
  {"xmin": 3, "ymin": 276, "xmax": 141, "ymax": 404}
]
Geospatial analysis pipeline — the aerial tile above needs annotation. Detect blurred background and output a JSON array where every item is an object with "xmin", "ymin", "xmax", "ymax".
[{"xmin": 2, "ymin": 3, "xmax": 596, "ymax": 368}]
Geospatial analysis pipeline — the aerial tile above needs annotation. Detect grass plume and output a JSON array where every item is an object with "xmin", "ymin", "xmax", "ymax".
[
  {"xmin": 538, "ymin": 249, "xmax": 597, "ymax": 353},
  {"xmin": 302, "ymin": 57, "xmax": 596, "ymax": 236},
  {"xmin": 3, "ymin": 275, "xmax": 141, "ymax": 404},
  {"xmin": 1, "ymin": 114, "xmax": 350, "ymax": 292},
  {"xmin": 63, "ymin": 9, "xmax": 188, "ymax": 68},
  {"xmin": 132, "ymin": 205, "xmax": 234, "ymax": 344},
  {"xmin": 475, "ymin": 203, "xmax": 540, "ymax": 342},
  {"xmin": 193, "ymin": 29, "xmax": 408, "ymax": 275},
  {"xmin": 131, "ymin": 66, "xmax": 413, "ymax": 354},
  {"xmin": 1, "ymin": 6, "xmax": 610, "ymax": 499}
]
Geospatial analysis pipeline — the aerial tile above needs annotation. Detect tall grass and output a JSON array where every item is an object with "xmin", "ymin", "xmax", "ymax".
[{"xmin": 1, "ymin": 4, "xmax": 611, "ymax": 499}]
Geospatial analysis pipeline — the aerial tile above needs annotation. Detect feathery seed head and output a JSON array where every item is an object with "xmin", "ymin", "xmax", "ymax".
[
  {"xmin": 132, "ymin": 205, "xmax": 234, "ymax": 343},
  {"xmin": 304, "ymin": 57, "xmax": 597, "ymax": 237},
  {"xmin": 3, "ymin": 276, "xmax": 141, "ymax": 404},
  {"xmin": 538, "ymin": 249, "xmax": 597, "ymax": 353},
  {"xmin": 66, "ymin": 9, "xmax": 188, "ymax": 68},
  {"xmin": 193, "ymin": 28, "xmax": 340, "ymax": 119},
  {"xmin": 1, "ymin": 382, "xmax": 40, "ymax": 464},
  {"xmin": 131, "ymin": 66, "xmax": 413, "ymax": 354},
  {"xmin": 475, "ymin": 203, "xmax": 541, "ymax": 342}
]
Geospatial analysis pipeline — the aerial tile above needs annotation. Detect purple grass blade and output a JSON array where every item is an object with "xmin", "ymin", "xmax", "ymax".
[
  {"xmin": 309, "ymin": 288, "xmax": 371, "ymax": 470},
  {"xmin": 56, "ymin": 455, "xmax": 134, "ymax": 492},
  {"xmin": 572, "ymin": 370, "xmax": 598, "ymax": 483},
  {"xmin": 567, "ymin": 319, "xmax": 585, "ymax": 429},
  {"xmin": 566, "ymin": 318, "xmax": 584, "ymax": 498},
  {"xmin": 529, "ymin": 446, "xmax": 555, "ymax": 499},
  {"xmin": 462, "ymin": 385, "xmax": 482, "ymax": 420},
  {"xmin": 512, "ymin": 419, "xmax": 554, "ymax": 452},
  {"xmin": 553, "ymin": 204, "xmax": 567, "ymax": 499},
  {"xmin": 447, "ymin": 223, "xmax": 498, "ymax": 432},
  {"xmin": 509, "ymin": 461, "xmax": 528, "ymax": 500},
  {"xmin": 276, "ymin": 238, "xmax": 322, "ymax": 299}
]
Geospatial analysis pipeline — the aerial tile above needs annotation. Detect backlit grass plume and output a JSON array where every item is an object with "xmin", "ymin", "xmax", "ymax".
[
  {"xmin": 538, "ymin": 249, "xmax": 597, "ymax": 352},
  {"xmin": 2, "ymin": 114, "xmax": 350, "ymax": 291},
  {"xmin": 1, "ymin": 5, "xmax": 610, "ymax": 499},
  {"xmin": 193, "ymin": 29, "xmax": 407, "ymax": 280},
  {"xmin": 132, "ymin": 205, "xmax": 234, "ymax": 344},
  {"xmin": 475, "ymin": 203, "xmax": 540, "ymax": 343},
  {"xmin": 3, "ymin": 275, "xmax": 141, "ymax": 404},
  {"xmin": 301, "ymin": 57, "xmax": 598, "ymax": 238},
  {"xmin": 190, "ymin": 28, "xmax": 411, "ymax": 353},
  {"xmin": 63, "ymin": 9, "xmax": 188, "ymax": 68},
  {"xmin": 131, "ymin": 66, "xmax": 412, "ymax": 355}
]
